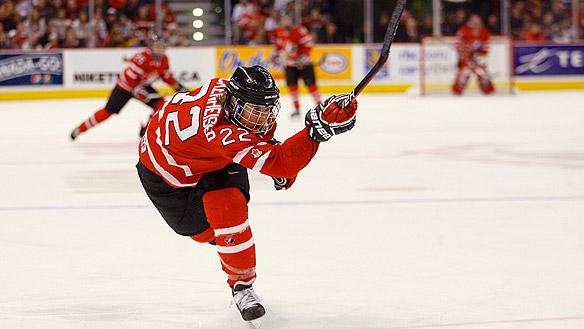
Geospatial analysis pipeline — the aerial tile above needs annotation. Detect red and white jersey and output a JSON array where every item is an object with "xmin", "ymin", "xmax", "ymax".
[
  {"xmin": 273, "ymin": 25, "xmax": 315, "ymax": 67},
  {"xmin": 117, "ymin": 49, "xmax": 178, "ymax": 92},
  {"xmin": 138, "ymin": 78, "xmax": 319, "ymax": 188},
  {"xmin": 456, "ymin": 26, "xmax": 491, "ymax": 57}
]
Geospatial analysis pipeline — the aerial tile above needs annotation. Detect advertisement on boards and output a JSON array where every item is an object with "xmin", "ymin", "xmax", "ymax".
[
  {"xmin": 64, "ymin": 48, "xmax": 215, "ymax": 89},
  {"xmin": 363, "ymin": 44, "xmax": 419, "ymax": 84},
  {"xmin": 515, "ymin": 44, "xmax": 584, "ymax": 76},
  {"xmin": 216, "ymin": 45, "xmax": 351, "ymax": 81},
  {"xmin": 0, "ymin": 52, "xmax": 64, "ymax": 86}
]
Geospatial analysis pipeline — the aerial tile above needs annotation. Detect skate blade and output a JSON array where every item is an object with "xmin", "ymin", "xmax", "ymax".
[{"xmin": 247, "ymin": 319, "xmax": 261, "ymax": 329}]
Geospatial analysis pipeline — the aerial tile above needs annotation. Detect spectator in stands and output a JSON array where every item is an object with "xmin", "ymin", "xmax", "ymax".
[
  {"xmin": 93, "ymin": 0, "xmax": 106, "ymax": 16},
  {"xmin": 487, "ymin": 14, "xmax": 500, "ymax": 34},
  {"xmin": 443, "ymin": 8, "xmax": 467, "ymax": 35},
  {"xmin": 510, "ymin": 3, "xmax": 525, "ymax": 39},
  {"xmin": 29, "ymin": 7, "xmax": 47, "ymax": 44},
  {"xmin": 0, "ymin": 28, "xmax": 10, "ymax": 49},
  {"xmin": 147, "ymin": 1, "xmax": 176, "ymax": 29},
  {"xmin": 304, "ymin": 8, "xmax": 326, "ymax": 42},
  {"xmin": 1, "ymin": 0, "xmax": 18, "ymax": 32},
  {"xmin": 39, "ymin": 19, "xmax": 59, "ymax": 47},
  {"xmin": 10, "ymin": 23, "xmax": 28, "ymax": 49},
  {"xmin": 109, "ymin": 0, "xmax": 126, "ymax": 11},
  {"xmin": 123, "ymin": 0, "xmax": 140, "ymax": 20},
  {"xmin": 232, "ymin": 0, "xmax": 253, "ymax": 44},
  {"xmin": 237, "ymin": 2, "xmax": 263, "ymax": 45},
  {"xmin": 105, "ymin": 23, "xmax": 127, "ymax": 47},
  {"xmin": 394, "ymin": 9, "xmax": 414, "ymax": 42},
  {"xmin": 35, "ymin": 0, "xmax": 50, "ymax": 18},
  {"xmin": 523, "ymin": 23, "xmax": 546, "ymax": 42},
  {"xmin": 133, "ymin": 4, "xmax": 153, "ymax": 40},
  {"xmin": 552, "ymin": 19, "xmax": 575, "ymax": 43},
  {"xmin": 65, "ymin": 0, "xmax": 78, "ymax": 19},
  {"xmin": 264, "ymin": 7, "xmax": 279, "ymax": 44},
  {"xmin": 257, "ymin": 0, "xmax": 272, "ymax": 16},
  {"xmin": 420, "ymin": 14, "xmax": 433, "ymax": 37},
  {"xmin": 72, "ymin": 11, "xmax": 90, "ymax": 47},
  {"xmin": 118, "ymin": 14, "xmax": 135, "ymax": 38},
  {"xmin": 307, "ymin": 0, "xmax": 331, "ymax": 16},
  {"xmin": 401, "ymin": 17, "xmax": 420, "ymax": 43},
  {"xmin": 63, "ymin": 26, "xmax": 82, "ymax": 48},
  {"xmin": 45, "ymin": 31, "xmax": 60, "ymax": 49},
  {"xmin": 374, "ymin": 12, "xmax": 390, "ymax": 42},
  {"xmin": 105, "ymin": 8, "xmax": 118, "ymax": 30},
  {"xmin": 323, "ymin": 21, "xmax": 341, "ymax": 43},
  {"xmin": 52, "ymin": 8, "xmax": 72, "ymax": 40},
  {"xmin": 90, "ymin": 10, "xmax": 108, "ymax": 47},
  {"xmin": 551, "ymin": 0, "xmax": 567, "ymax": 24}
]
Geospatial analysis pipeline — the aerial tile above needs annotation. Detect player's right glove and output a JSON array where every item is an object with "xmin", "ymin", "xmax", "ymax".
[{"xmin": 305, "ymin": 94, "xmax": 358, "ymax": 143}]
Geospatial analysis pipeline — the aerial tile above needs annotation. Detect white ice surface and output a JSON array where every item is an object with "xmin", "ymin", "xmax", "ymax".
[{"xmin": 0, "ymin": 93, "xmax": 583, "ymax": 329}]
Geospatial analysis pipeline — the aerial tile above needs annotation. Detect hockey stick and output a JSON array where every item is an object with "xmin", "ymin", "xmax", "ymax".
[{"xmin": 341, "ymin": 0, "xmax": 407, "ymax": 107}]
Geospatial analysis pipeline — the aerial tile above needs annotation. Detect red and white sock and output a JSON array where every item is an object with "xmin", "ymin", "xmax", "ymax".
[
  {"xmin": 203, "ymin": 188, "xmax": 256, "ymax": 287},
  {"xmin": 308, "ymin": 84, "xmax": 321, "ymax": 105},
  {"xmin": 288, "ymin": 85, "xmax": 300, "ymax": 112},
  {"xmin": 76, "ymin": 108, "xmax": 113, "ymax": 133}
]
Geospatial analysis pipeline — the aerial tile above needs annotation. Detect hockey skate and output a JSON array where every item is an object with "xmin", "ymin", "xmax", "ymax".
[
  {"xmin": 232, "ymin": 284, "xmax": 265, "ymax": 328},
  {"xmin": 290, "ymin": 109, "xmax": 300, "ymax": 118}
]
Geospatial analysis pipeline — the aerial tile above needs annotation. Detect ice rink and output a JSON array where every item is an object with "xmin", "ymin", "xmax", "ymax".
[{"xmin": 1, "ymin": 92, "xmax": 583, "ymax": 329}]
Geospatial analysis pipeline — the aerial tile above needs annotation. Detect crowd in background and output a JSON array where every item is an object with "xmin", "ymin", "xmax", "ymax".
[
  {"xmin": 0, "ymin": 0, "xmax": 186, "ymax": 49},
  {"xmin": 232, "ymin": 0, "xmax": 582, "ymax": 45},
  {"xmin": 510, "ymin": 0, "xmax": 579, "ymax": 42},
  {"xmin": 1, "ymin": 0, "xmax": 583, "ymax": 49}
]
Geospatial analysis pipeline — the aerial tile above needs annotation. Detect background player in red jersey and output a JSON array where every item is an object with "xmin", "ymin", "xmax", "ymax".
[
  {"xmin": 272, "ymin": 15, "xmax": 321, "ymax": 117},
  {"xmin": 452, "ymin": 15, "xmax": 495, "ymax": 95},
  {"xmin": 136, "ymin": 66, "xmax": 357, "ymax": 326},
  {"xmin": 70, "ymin": 35, "xmax": 188, "ymax": 140}
]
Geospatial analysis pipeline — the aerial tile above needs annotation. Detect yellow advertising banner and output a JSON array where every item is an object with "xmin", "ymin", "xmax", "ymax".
[
  {"xmin": 215, "ymin": 45, "xmax": 351, "ymax": 82},
  {"xmin": 311, "ymin": 46, "xmax": 351, "ymax": 80}
]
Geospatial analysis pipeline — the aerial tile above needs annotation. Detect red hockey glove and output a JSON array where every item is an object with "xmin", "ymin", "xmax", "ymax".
[
  {"xmin": 305, "ymin": 94, "xmax": 358, "ymax": 142},
  {"xmin": 272, "ymin": 176, "xmax": 297, "ymax": 191}
]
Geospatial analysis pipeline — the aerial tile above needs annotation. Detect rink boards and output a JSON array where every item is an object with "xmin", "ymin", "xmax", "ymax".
[{"xmin": 1, "ymin": 42, "xmax": 583, "ymax": 100}]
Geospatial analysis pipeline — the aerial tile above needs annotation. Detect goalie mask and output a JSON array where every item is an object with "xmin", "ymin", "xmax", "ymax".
[{"xmin": 225, "ymin": 66, "xmax": 280, "ymax": 135}]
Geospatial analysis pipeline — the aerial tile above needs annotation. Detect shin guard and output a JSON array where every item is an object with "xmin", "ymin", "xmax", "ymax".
[{"xmin": 203, "ymin": 188, "xmax": 256, "ymax": 287}]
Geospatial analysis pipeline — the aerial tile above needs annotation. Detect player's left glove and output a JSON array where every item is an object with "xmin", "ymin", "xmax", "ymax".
[
  {"xmin": 272, "ymin": 176, "xmax": 297, "ymax": 191},
  {"xmin": 305, "ymin": 94, "xmax": 358, "ymax": 143}
]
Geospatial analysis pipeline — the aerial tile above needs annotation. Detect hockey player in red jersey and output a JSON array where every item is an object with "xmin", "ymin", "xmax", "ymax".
[
  {"xmin": 272, "ymin": 15, "xmax": 321, "ymax": 117},
  {"xmin": 136, "ymin": 66, "xmax": 357, "ymax": 325},
  {"xmin": 70, "ymin": 35, "xmax": 188, "ymax": 140},
  {"xmin": 452, "ymin": 15, "xmax": 495, "ymax": 95}
]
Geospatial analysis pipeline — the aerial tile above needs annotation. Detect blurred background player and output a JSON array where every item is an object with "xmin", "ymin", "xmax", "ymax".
[
  {"xmin": 452, "ymin": 14, "xmax": 495, "ymax": 95},
  {"xmin": 136, "ymin": 66, "xmax": 357, "ymax": 325},
  {"xmin": 70, "ymin": 35, "xmax": 188, "ymax": 140},
  {"xmin": 272, "ymin": 15, "xmax": 321, "ymax": 117}
]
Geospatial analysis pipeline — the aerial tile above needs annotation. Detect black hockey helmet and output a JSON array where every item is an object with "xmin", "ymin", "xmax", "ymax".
[{"xmin": 225, "ymin": 66, "xmax": 280, "ymax": 134}]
